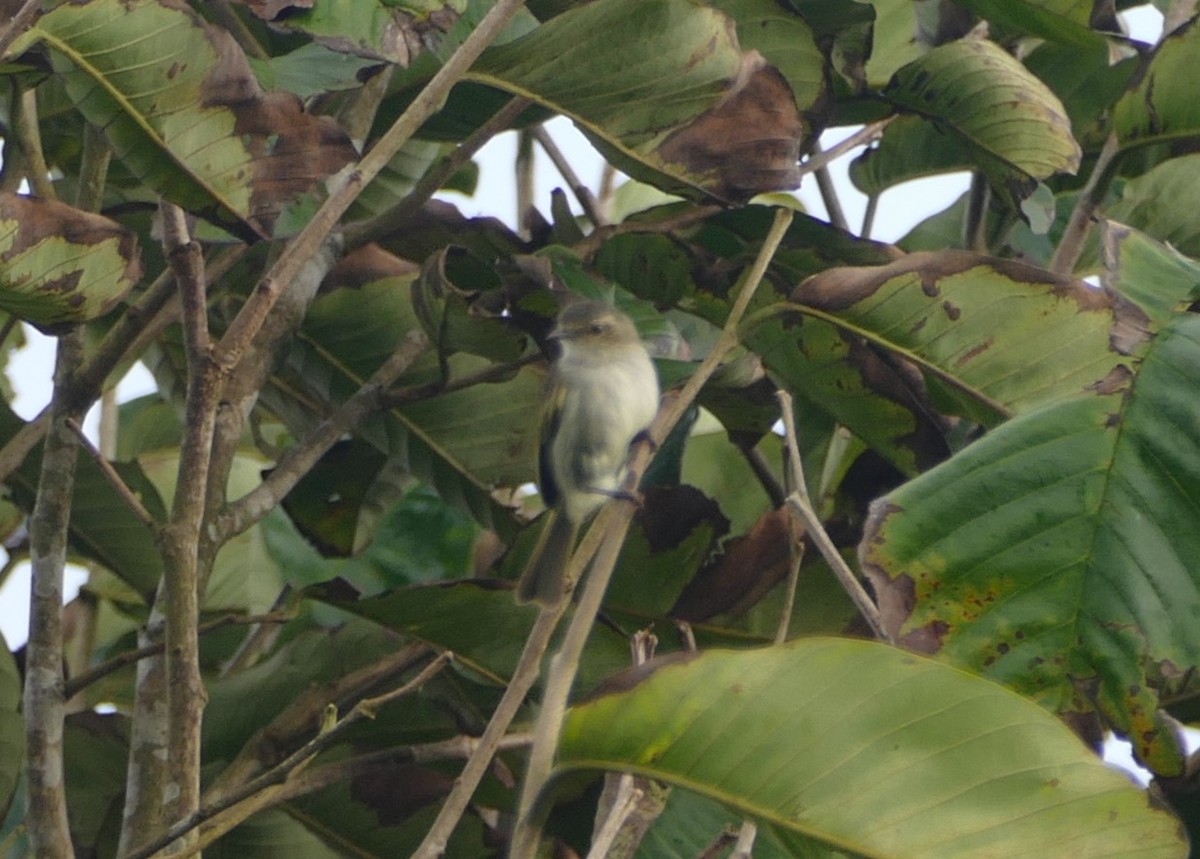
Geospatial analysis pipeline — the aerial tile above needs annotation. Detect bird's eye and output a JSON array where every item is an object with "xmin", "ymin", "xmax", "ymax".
[{"xmin": 589, "ymin": 323, "xmax": 606, "ymax": 335}]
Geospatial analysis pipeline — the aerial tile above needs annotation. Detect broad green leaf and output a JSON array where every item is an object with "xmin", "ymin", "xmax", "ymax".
[
  {"xmin": 1105, "ymin": 153, "xmax": 1200, "ymax": 258},
  {"xmin": 953, "ymin": 0, "xmax": 1108, "ymax": 49},
  {"xmin": 861, "ymin": 315, "xmax": 1200, "ymax": 774},
  {"xmin": 1100, "ymin": 220, "xmax": 1200, "ymax": 325},
  {"xmin": 861, "ymin": 0, "xmax": 927, "ymax": 86},
  {"xmin": 849, "ymin": 116, "xmax": 974, "ymax": 196},
  {"xmin": 15, "ymin": 0, "xmax": 356, "ymax": 240},
  {"xmin": 0, "ymin": 632, "xmax": 22, "ymax": 819},
  {"xmin": 470, "ymin": 0, "xmax": 804, "ymax": 203},
  {"xmin": 787, "ymin": 251, "xmax": 1148, "ymax": 416},
  {"xmin": 885, "ymin": 37, "xmax": 1081, "ymax": 196},
  {"xmin": 0, "ymin": 193, "xmax": 141, "ymax": 331},
  {"xmin": 215, "ymin": 808, "xmax": 345, "ymax": 858},
  {"xmin": 1023, "ymin": 41, "xmax": 1138, "ymax": 144},
  {"xmin": 555, "ymin": 640, "xmax": 1186, "ymax": 858},
  {"xmin": 1114, "ymin": 18, "xmax": 1200, "ymax": 150}
]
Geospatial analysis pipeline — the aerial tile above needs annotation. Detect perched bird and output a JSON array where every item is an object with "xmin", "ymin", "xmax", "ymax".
[{"xmin": 516, "ymin": 300, "xmax": 660, "ymax": 605}]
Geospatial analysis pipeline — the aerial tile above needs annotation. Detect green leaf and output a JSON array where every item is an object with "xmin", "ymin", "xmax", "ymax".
[
  {"xmin": 1100, "ymin": 220, "xmax": 1200, "ymax": 326},
  {"xmin": 63, "ymin": 713, "xmax": 127, "ymax": 854},
  {"xmin": 15, "ymin": 0, "xmax": 356, "ymax": 240},
  {"xmin": 885, "ymin": 37, "xmax": 1081, "ymax": 204},
  {"xmin": 1114, "ymin": 18, "xmax": 1200, "ymax": 150},
  {"xmin": 861, "ymin": 315, "xmax": 1200, "ymax": 774},
  {"xmin": 248, "ymin": 42, "xmax": 381, "ymax": 99},
  {"xmin": 1105, "ymin": 153, "xmax": 1200, "ymax": 258},
  {"xmin": 0, "ymin": 193, "xmax": 142, "ymax": 331},
  {"xmin": 470, "ymin": 0, "xmax": 804, "ymax": 202},
  {"xmin": 555, "ymin": 640, "xmax": 1186, "ymax": 858},
  {"xmin": 953, "ymin": 0, "xmax": 1108, "ymax": 49},
  {"xmin": 849, "ymin": 116, "xmax": 974, "ymax": 196},
  {"xmin": 0, "ymin": 632, "xmax": 22, "ymax": 820}
]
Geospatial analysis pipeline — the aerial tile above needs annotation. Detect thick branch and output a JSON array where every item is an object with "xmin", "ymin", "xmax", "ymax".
[
  {"xmin": 23, "ymin": 332, "xmax": 85, "ymax": 859},
  {"xmin": 1049, "ymin": 132, "xmax": 1120, "ymax": 276}
]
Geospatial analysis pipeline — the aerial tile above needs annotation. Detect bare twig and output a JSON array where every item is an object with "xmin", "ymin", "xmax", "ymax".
[
  {"xmin": 15, "ymin": 88, "xmax": 53, "ymax": 198},
  {"xmin": 774, "ymin": 517, "xmax": 805, "ymax": 646},
  {"xmin": 345, "ymin": 95, "xmax": 533, "ymax": 250},
  {"xmin": 731, "ymin": 821, "xmax": 758, "ymax": 859},
  {"xmin": 964, "ymin": 172, "xmax": 990, "ymax": 252},
  {"xmin": 0, "ymin": 0, "xmax": 41, "ymax": 61},
  {"xmin": 64, "ymin": 418, "xmax": 158, "ymax": 529},
  {"xmin": 216, "ymin": 330, "xmax": 429, "ymax": 541},
  {"xmin": 1049, "ymin": 132, "xmax": 1121, "ymax": 275},
  {"xmin": 213, "ymin": 0, "xmax": 530, "ymax": 372},
  {"xmin": 587, "ymin": 779, "xmax": 642, "ymax": 859},
  {"xmin": 776, "ymin": 390, "xmax": 888, "ymax": 641},
  {"xmin": 207, "ymin": 643, "xmax": 434, "ymax": 798},
  {"xmin": 63, "ymin": 611, "xmax": 293, "ymax": 700},
  {"xmin": 126, "ymin": 652, "xmax": 454, "ymax": 859},
  {"xmin": 383, "ymin": 351, "xmax": 541, "ymax": 406},
  {"xmin": 411, "ymin": 605, "xmax": 568, "ymax": 859},
  {"xmin": 532, "ymin": 125, "xmax": 606, "ymax": 228},
  {"xmin": 510, "ymin": 208, "xmax": 796, "ymax": 855},
  {"xmin": 798, "ymin": 119, "xmax": 894, "ymax": 179},
  {"xmin": 516, "ymin": 127, "xmax": 536, "ymax": 237},
  {"xmin": 811, "ymin": 150, "xmax": 849, "ymax": 232}
]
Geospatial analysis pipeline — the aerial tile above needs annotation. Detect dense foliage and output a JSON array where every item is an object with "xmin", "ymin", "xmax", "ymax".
[{"xmin": 1, "ymin": 0, "xmax": 1199, "ymax": 856}]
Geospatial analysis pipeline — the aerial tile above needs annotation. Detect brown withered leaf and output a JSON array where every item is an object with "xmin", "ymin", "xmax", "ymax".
[
  {"xmin": 671, "ymin": 508, "xmax": 792, "ymax": 622},
  {"xmin": 658, "ymin": 51, "xmax": 805, "ymax": 203},
  {"xmin": 320, "ymin": 243, "xmax": 419, "ymax": 295},
  {"xmin": 200, "ymin": 27, "xmax": 358, "ymax": 237},
  {"xmin": 0, "ymin": 192, "xmax": 142, "ymax": 332}
]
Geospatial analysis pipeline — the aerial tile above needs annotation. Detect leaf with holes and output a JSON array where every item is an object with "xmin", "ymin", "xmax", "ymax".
[{"xmin": 861, "ymin": 314, "xmax": 1200, "ymax": 775}]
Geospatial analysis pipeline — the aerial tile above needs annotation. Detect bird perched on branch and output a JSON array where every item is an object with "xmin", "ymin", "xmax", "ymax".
[{"xmin": 516, "ymin": 300, "xmax": 660, "ymax": 605}]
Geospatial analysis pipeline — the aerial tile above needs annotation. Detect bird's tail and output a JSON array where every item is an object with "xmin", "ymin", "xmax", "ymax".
[{"xmin": 516, "ymin": 510, "xmax": 578, "ymax": 605}]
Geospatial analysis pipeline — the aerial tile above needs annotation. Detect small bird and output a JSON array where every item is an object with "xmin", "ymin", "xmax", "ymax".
[{"xmin": 516, "ymin": 300, "xmax": 660, "ymax": 605}]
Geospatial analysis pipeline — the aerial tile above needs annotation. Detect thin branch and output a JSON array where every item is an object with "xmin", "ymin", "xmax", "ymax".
[
  {"xmin": 736, "ymin": 440, "xmax": 786, "ymax": 509},
  {"xmin": 125, "ymin": 652, "xmax": 454, "ymax": 859},
  {"xmin": 219, "ymin": 587, "xmax": 295, "ymax": 677},
  {"xmin": 64, "ymin": 418, "xmax": 158, "ymax": 529},
  {"xmin": 574, "ymin": 203, "xmax": 723, "ymax": 258},
  {"xmin": 776, "ymin": 389, "xmax": 889, "ymax": 641},
  {"xmin": 963, "ymin": 172, "xmax": 990, "ymax": 252},
  {"xmin": 216, "ymin": 329, "xmax": 429, "ymax": 541},
  {"xmin": 774, "ymin": 517, "xmax": 804, "ymax": 646},
  {"xmin": 205, "ymin": 642, "xmax": 432, "ymax": 798},
  {"xmin": 344, "ymin": 95, "xmax": 533, "ymax": 251},
  {"xmin": 15, "ymin": 88, "xmax": 53, "ymax": 199},
  {"xmin": 731, "ymin": 821, "xmax": 758, "ymax": 859},
  {"xmin": 63, "ymin": 611, "xmax": 293, "ymax": 700},
  {"xmin": 516, "ymin": 127, "xmax": 535, "ymax": 238},
  {"xmin": 797, "ymin": 119, "xmax": 894, "ymax": 179},
  {"xmin": 411, "ymin": 605, "xmax": 568, "ymax": 859},
  {"xmin": 0, "ymin": 0, "xmax": 41, "ymax": 60},
  {"xmin": 532, "ymin": 125, "xmax": 606, "ymax": 228},
  {"xmin": 213, "ymin": 0, "xmax": 530, "ymax": 372},
  {"xmin": 587, "ymin": 778, "xmax": 642, "ymax": 859},
  {"xmin": 861, "ymin": 192, "xmax": 880, "ymax": 240},
  {"xmin": 510, "ymin": 208, "xmax": 796, "ymax": 855},
  {"xmin": 1049, "ymin": 132, "xmax": 1121, "ymax": 276},
  {"xmin": 383, "ymin": 351, "xmax": 541, "ymax": 407},
  {"xmin": 811, "ymin": 149, "xmax": 849, "ymax": 232}
]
